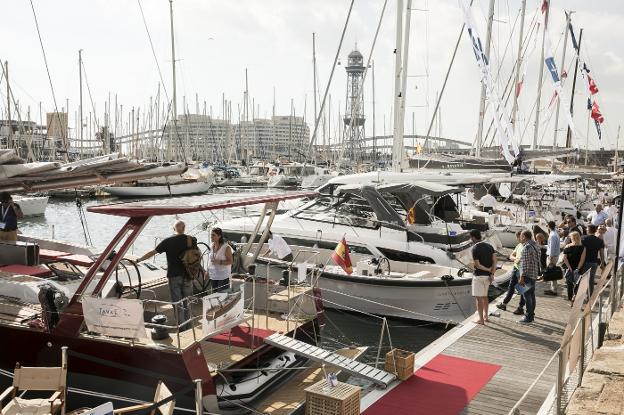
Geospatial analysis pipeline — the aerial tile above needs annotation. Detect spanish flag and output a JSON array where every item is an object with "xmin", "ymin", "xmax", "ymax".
[
  {"xmin": 407, "ymin": 206, "xmax": 417, "ymax": 224},
  {"xmin": 332, "ymin": 237, "xmax": 353, "ymax": 275}
]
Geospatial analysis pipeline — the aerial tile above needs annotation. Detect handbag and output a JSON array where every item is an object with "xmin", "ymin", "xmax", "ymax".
[{"xmin": 542, "ymin": 265, "xmax": 563, "ymax": 282}]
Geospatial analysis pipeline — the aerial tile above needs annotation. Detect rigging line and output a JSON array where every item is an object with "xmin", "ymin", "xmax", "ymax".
[
  {"xmin": 80, "ymin": 58, "xmax": 101, "ymax": 137},
  {"xmin": 422, "ymin": 0, "xmax": 475, "ymax": 153},
  {"xmin": 137, "ymin": 0, "xmax": 185, "ymax": 162},
  {"xmin": 29, "ymin": 0, "xmax": 68, "ymax": 158},
  {"xmin": 307, "ymin": 0, "xmax": 356, "ymax": 156}
]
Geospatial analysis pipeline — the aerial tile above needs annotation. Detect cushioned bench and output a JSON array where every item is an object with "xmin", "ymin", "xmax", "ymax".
[
  {"xmin": 39, "ymin": 249, "xmax": 71, "ymax": 261},
  {"xmin": 61, "ymin": 254, "xmax": 94, "ymax": 267},
  {"xmin": 0, "ymin": 264, "xmax": 53, "ymax": 278}
]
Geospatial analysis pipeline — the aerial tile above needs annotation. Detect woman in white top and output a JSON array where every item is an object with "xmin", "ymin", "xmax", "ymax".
[{"xmin": 207, "ymin": 227, "xmax": 233, "ymax": 292}]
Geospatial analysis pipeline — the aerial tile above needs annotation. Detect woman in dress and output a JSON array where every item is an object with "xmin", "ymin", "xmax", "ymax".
[
  {"xmin": 207, "ymin": 227, "xmax": 233, "ymax": 292},
  {"xmin": 562, "ymin": 231, "xmax": 586, "ymax": 303}
]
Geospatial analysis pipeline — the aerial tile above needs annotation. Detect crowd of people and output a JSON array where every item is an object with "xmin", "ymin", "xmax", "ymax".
[{"xmin": 472, "ymin": 199, "xmax": 619, "ymax": 325}]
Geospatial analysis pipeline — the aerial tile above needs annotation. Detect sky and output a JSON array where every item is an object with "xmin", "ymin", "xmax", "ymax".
[{"xmin": 0, "ymin": 0, "xmax": 623, "ymax": 153}]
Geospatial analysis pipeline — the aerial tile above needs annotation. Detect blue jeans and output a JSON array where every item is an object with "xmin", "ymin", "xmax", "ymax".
[
  {"xmin": 169, "ymin": 276, "xmax": 193, "ymax": 328},
  {"xmin": 502, "ymin": 268, "xmax": 525, "ymax": 308},
  {"xmin": 581, "ymin": 262, "xmax": 598, "ymax": 297},
  {"xmin": 521, "ymin": 278, "xmax": 536, "ymax": 320}
]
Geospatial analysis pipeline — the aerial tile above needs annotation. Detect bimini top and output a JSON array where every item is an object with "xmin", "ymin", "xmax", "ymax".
[{"xmin": 88, "ymin": 191, "xmax": 318, "ymax": 217}]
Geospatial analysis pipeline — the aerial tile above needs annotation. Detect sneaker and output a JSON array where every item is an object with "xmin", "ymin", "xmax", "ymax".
[
  {"xmin": 518, "ymin": 316, "xmax": 533, "ymax": 324},
  {"xmin": 512, "ymin": 307, "xmax": 525, "ymax": 315},
  {"xmin": 544, "ymin": 290, "xmax": 558, "ymax": 296},
  {"xmin": 496, "ymin": 303, "xmax": 507, "ymax": 311}
]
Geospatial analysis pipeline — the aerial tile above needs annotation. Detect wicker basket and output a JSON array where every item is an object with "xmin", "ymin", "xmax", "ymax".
[
  {"xmin": 305, "ymin": 379, "xmax": 360, "ymax": 415},
  {"xmin": 385, "ymin": 348, "xmax": 415, "ymax": 381}
]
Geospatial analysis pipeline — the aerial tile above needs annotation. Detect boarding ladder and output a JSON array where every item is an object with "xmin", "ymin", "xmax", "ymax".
[{"xmin": 264, "ymin": 333, "xmax": 397, "ymax": 388}]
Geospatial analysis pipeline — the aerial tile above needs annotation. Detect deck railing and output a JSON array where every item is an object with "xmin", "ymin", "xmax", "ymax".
[{"xmin": 508, "ymin": 260, "xmax": 620, "ymax": 415}]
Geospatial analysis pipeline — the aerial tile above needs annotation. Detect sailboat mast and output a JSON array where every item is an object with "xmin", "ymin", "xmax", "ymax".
[
  {"xmin": 552, "ymin": 10, "xmax": 571, "ymax": 150},
  {"xmin": 79, "ymin": 49, "xmax": 84, "ymax": 160},
  {"xmin": 372, "ymin": 60, "xmax": 376, "ymax": 161},
  {"xmin": 5, "ymin": 62, "xmax": 11, "ymax": 149},
  {"xmin": 565, "ymin": 28, "xmax": 583, "ymax": 148},
  {"xmin": 312, "ymin": 32, "xmax": 318, "ymax": 150},
  {"xmin": 511, "ymin": 0, "xmax": 526, "ymax": 130},
  {"xmin": 532, "ymin": 0, "xmax": 550, "ymax": 149},
  {"xmin": 475, "ymin": 0, "xmax": 495, "ymax": 158},
  {"xmin": 168, "ymin": 0, "xmax": 177, "ymax": 161},
  {"xmin": 391, "ymin": 0, "xmax": 404, "ymax": 172}
]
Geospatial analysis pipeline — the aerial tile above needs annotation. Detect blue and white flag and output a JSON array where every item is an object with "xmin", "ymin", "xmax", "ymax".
[{"xmin": 460, "ymin": 0, "xmax": 518, "ymax": 164}]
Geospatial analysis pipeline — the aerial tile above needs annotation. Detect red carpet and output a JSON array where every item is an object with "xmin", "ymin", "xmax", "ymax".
[
  {"xmin": 208, "ymin": 325, "xmax": 275, "ymax": 349},
  {"xmin": 364, "ymin": 354, "xmax": 500, "ymax": 415}
]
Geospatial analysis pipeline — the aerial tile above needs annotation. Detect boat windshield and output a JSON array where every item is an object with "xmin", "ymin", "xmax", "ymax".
[{"xmin": 293, "ymin": 194, "xmax": 380, "ymax": 229}]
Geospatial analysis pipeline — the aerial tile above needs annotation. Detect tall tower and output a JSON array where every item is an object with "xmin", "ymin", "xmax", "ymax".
[{"xmin": 343, "ymin": 48, "xmax": 366, "ymax": 162}]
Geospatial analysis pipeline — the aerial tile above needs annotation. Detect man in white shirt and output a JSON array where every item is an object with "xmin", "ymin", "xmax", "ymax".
[
  {"xmin": 265, "ymin": 231, "xmax": 293, "ymax": 261},
  {"xmin": 478, "ymin": 193, "xmax": 497, "ymax": 213},
  {"xmin": 544, "ymin": 221, "xmax": 561, "ymax": 296},
  {"xmin": 606, "ymin": 199, "xmax": 619, "ymax": 225},
  {"xmin": 602, "ymin": 219, "xmax": 617, "ymax": 259},
  {"xmin": 587, "ymin": 204, "xmax": 609, "ymax": 226}
]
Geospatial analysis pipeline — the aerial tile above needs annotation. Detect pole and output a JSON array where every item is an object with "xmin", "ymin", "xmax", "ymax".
[
  {"xmin": 615, "ymin": 125, "xmax": 621, "ymax": 172},
  {"xmin": 475, "ymin": 0, "xmax": 495, "ymax": 157},
  {"xmin": 79, "ymin": 49, "xmax": 84, "ymax": 159},
  {"xmin": 168, "ymin": 0, "xmax": 178, "ymax": 161},
  {"xmin": 397, "ymin": 0, "xmax": 412, "ymax": 170},
  {"xmin": 552, "ymin": 11, "xmax": 571, "ymax": 150},
  {"xmin": 511, "ymin": 0, "xmax": 527, "ymax": 131},
  {"xmin": 372, "ymin": 60, "xmax": 376, "ymax": 161},
  {"xmin": 391, "ymin": 0, "xmax": 404, "ymax": 172},
  {"xmin": 312, "ymin": 32, "xmax": 318, "ymax": 151},
  {"xmin": 5, "ymin": 61, "xmax": 11, "ymax": 149},
  {"xmin": 533, "ymin": 0, "xmax": 550, "ymax": 149},
  {"xmin": 565, "ymin": 28, "xmax": 583, "ymax": 148}
]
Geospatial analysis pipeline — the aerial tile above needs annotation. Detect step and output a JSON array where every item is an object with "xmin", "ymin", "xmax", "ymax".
[{"xmin": 264, "ymin": 333, "xmax": 396, "ymax": 388}]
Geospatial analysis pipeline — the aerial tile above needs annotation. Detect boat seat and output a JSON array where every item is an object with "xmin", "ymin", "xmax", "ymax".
[
  {"xmin": 61, "ymin": 255, "xmax": 94, "ymax": 267},
  {"xmin": 0, "ymin": 265, "xmax": 53, "ymax": 279},
  {"xmin": 405, "ymin": 271, "xmax": 430, "ymax": 279},
  {"xmin": 39, "ymin": 249, "xmax": 71, "ymax": 262}
]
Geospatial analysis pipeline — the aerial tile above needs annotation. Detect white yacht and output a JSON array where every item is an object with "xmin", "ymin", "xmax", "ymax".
[
  {"xmin": 267, "ymin": 162, "xmax": 316, "ymax": 188},
  {"xmin": 221, "ymin": 171, "xmax": 505, "ymax": 269}
]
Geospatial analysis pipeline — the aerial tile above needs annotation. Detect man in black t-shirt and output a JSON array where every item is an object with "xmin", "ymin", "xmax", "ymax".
[
  {"xmin": 0, "ymin": 192, "xmax": 23, "ymax": 242},
  {"xmin": 470, "ymin": 229, "xmax": 497, "ymax": 325},
  {"xmin": 138, "ymin": 220, "xmax": 197, "ymax": 329},
  {"xmin": 581, "ymin": 224, "xmax": 605, "ymax": 297}
]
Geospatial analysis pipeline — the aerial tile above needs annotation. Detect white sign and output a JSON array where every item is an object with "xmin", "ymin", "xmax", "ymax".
[
  {"xmin": 81, "ymin": 402, "xmax": 113, "ymax": 415},
  {"xmin": 202, "ymin": 286, "xmax": 245, "ymax": 336},
  {"xmin": 83, "ymin": 297, "xmax": 146, "ymax": 339}
]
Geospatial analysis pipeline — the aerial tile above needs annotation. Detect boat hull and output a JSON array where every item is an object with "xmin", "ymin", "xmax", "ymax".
[
  {"xmin": 103, "ymin": 181, "xmax": 212, "ymax": 197},
  {"xmin": 14, "ymin": 196, "xmax": 48, "ymax": 216},
  {"xmin": 317, "ymin": 271, "xmax": 474, "ymax": 323}
]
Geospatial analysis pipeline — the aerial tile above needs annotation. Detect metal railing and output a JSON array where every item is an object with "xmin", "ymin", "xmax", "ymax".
[{"xmin": 508, "ymin": 260, "xmax": 620, "ymax": 415}]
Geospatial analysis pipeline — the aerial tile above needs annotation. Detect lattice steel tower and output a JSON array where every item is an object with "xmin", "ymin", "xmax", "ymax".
[{"xmin": 343, "ymin": 48, "xmax": 366, "ymax": 162}]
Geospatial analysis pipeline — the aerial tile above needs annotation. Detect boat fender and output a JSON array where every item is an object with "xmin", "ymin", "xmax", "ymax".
[{"xmin": 441, "ymin": 275, "xmax": 454, "ymax": 282}]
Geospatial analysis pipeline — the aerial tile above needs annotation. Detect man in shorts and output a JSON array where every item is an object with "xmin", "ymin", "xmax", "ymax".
[{"xmin": 470, "ymin": 229, "xmax": 497, "ymax": 325}]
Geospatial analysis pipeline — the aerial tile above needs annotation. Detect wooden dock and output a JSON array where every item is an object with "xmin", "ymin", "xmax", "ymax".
[{"xmin": 362, "ymin": 279, "xmax": 581, "ymax": 415}]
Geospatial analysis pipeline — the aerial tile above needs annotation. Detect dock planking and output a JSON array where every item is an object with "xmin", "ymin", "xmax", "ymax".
[{"xmin": 438, "ymin": 281, "xmax": 573, "ymax": 415}]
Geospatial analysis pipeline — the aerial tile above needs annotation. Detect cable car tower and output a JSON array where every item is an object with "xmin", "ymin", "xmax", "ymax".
[{"xmin": 343, "ymin": 48, "xmax": 366, "ymax": 162}]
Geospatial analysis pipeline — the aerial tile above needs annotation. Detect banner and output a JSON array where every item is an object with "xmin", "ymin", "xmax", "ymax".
[
  {"xmin": 83, "ymin": 297, "xmax": 146, "ymax": 339},
  {"xmin": 460, "ymin": 0, "xmax": 517, "ymax": 164},
  {"xmin": 202, "ymin": 286, "xmax": 245, "ymax": 336},
  {"xmin": 541, "ymin": 11, "xmax": 578, "ymax": 139}
]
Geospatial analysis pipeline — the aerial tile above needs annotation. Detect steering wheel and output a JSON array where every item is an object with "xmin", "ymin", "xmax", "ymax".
[
  {"xmin": 113, "ymin": 258, "xmax": 142, "ymax": 299},
  {"xmin": 192, "ymin": 242, "xmax": 211, "ymax": 293}
]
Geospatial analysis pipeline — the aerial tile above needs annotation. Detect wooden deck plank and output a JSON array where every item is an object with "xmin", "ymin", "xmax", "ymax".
[{"xmin": 435, "ymin": 281, "xmax": 575, "ymax": 415}]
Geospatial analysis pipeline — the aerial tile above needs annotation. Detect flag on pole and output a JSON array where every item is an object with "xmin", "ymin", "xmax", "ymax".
[
  {"xmin": 591, "ymin": 101, "xmax": 604, "ymax": 124},
  {"xmin": 407, "ymin": 206, "xmax": 417, "ymax": 224},
  {"xmin": 567, "ymin": 13, "xmax": 579, "ymax": 53},
  {"xmin": 587, "ymin": 75, "xmax": 599, "ymax": 95},
  {"xmin": 332, "ymin": 237, "xmax": 353, "ymax": 275}
]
